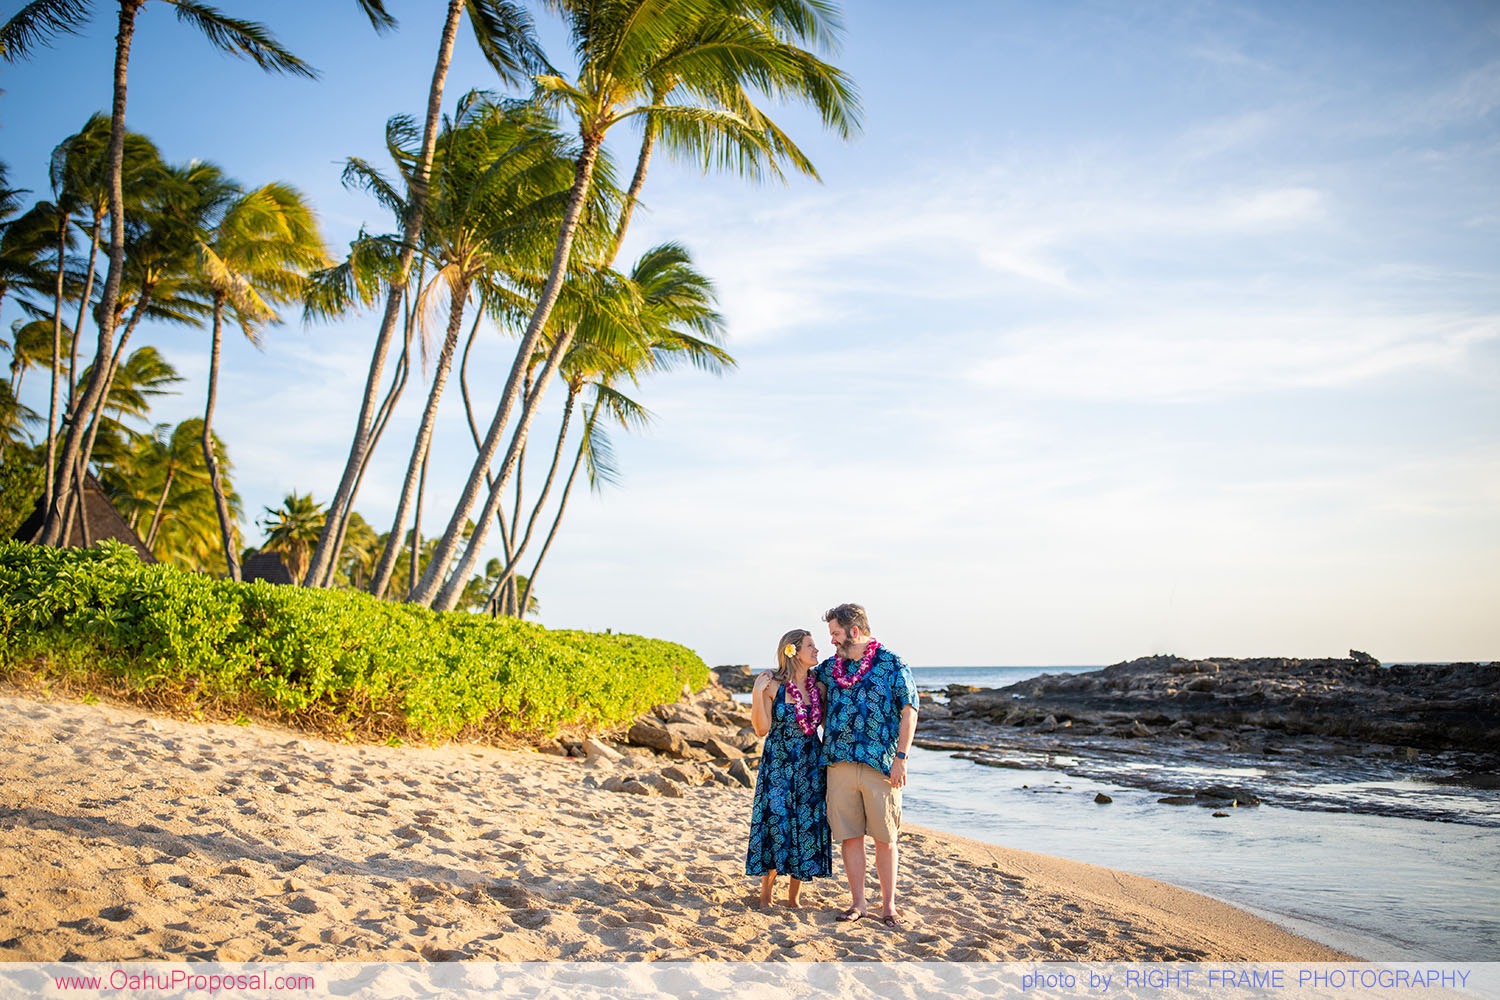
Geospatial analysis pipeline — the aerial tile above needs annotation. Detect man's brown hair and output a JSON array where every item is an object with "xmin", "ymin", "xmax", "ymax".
[{"xmin": 823, "ymin": 603, "xmax": 870, "ymax": 634}]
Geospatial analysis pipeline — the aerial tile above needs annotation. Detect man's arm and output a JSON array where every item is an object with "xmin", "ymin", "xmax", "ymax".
[{"xmin": 889, "ymin": 703, "xmax": 918, "ymax": 788}]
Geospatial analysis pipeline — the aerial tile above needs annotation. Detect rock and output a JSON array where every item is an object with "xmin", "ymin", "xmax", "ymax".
[
  {"xmin": 921, "ymin": 702, "xmax": 952, "ymax": 720},
  {"xmin": 703, "ymin": 736, "xmax": 746, "ymax": 760},
  {"xmin": 1094, "ymin": 793, "xmax": 1113, "ymax": 804},
  {"xmin": 713, "ymin": 665, "xmax": 755, "ymax": 693},
  {"xmin": 637, "ymin": 773, "xmax": 685, "ymax": 798},
  {"xmin": 657, "ymin": 704, "xmax": 710, "ymax": 726},
  {"xmin": 617, "ymin": 778, "xmax": 656, "ymax": 796},
  {"xmin": 582, "ymin": 737, "xmax": 623, "ymax": 761},
  {"xmin": 1350, "ymin": 649, "xmax": 1380, "ymax": 666},
  {"xmin": 664, "ymin": 721, "xmax": 723, "ymax": 745},
  {"xmin": 1127, "ymin": 721, "xmax": 1154, "ymax": 738},
  {"xmin": 1157, "ymin": 795, "xmax": 1197, "ymax": 806},
  {"xmin": 1184, "ymin": 676, "xmax": 1216, "ymax": 692},
  {"xmin": 661, "ymin": 764, "xmax": 708, "ymax": 786},
  {"xmin": 726, "ymin": 758, "xmax": 754, "ymax": 788},
  {"xmin": 626, "ymin": 719, "xmax": 685, "ymax": 756}
]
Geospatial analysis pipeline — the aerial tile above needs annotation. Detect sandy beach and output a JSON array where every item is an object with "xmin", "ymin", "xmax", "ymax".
[{"xmin": 0, "ymin": 689, "xmax": 1351, "ymax": 963}]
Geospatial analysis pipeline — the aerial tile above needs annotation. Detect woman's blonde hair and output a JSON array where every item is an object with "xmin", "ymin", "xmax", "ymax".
[{"xmin": 774, "ymin": 629, "xmax": 810, "ymax": 682}]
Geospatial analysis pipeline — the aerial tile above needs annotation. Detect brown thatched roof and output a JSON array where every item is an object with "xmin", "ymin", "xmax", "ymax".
[
  {"xmin": 13, "ymin": 474, "xmax": 155, "ymax": 563},
  {"xmin": 241, "ymin": 551, "xmax": 293, "ymax": 585}
]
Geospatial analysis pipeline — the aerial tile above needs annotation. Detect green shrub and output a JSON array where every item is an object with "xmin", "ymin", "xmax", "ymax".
[{"xmin": 0, "ymin": 540, "xmax": 708, "ymax": 742}]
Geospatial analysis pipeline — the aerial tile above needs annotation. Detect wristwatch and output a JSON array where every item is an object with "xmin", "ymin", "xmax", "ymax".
[{"xmin": 894, "ymin": 751, "xmax": 908, "ymax": 760}]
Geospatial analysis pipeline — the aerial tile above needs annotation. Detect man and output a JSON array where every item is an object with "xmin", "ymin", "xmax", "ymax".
[{"xmin": 814, "ymin": 602, "xmax": 918, "ymax": 928}]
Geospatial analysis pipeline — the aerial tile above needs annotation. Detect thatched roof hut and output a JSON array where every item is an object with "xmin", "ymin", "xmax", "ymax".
[
  {"xmin": 13, "ymin": 474, "xmax": 155, "ymax": 563},
  {"xmin": 240, "ymin": 551, "xmax": 293, "ymax": 585}
]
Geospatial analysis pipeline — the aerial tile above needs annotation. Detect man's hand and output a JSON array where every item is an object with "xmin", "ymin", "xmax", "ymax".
[{"xmin": 889, "ymin": 756, "xmax": 908, "ymax": 789}]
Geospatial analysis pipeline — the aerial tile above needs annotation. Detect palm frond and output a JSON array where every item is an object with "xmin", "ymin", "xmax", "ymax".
[
  {"xmin": 355, "ymin": 0, "xmax": 398, "ymax": 34},
  {"xmin": 170, "ymin": 1, "xmax": 318, "ymax": 79},
  {"xmin": 466, "ymin": 0, "xmax": 552, "ymax": 84},
  {"xmin": 0, "ymin": 0, "xmax": 92, "ymax": 61}
]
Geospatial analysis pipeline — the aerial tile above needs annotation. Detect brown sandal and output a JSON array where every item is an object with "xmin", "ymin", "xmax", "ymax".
[{"xmin": 836, "ymin": 908, "xmax": 865, "ymax": 923}]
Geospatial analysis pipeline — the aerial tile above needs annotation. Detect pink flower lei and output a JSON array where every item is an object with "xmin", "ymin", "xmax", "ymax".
[
  {"xmin": 784, "ymin": 676, "xmax": 822, "ymax": 736},
  {"xmin": 831, "ymin": 640, "xmax": 881, "ymax": 689}
]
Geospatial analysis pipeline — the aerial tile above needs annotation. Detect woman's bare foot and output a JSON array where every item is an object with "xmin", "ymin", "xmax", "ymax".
[{"xmin": 757, "ymin": 872, "xmax": 776, "ymax": 908}]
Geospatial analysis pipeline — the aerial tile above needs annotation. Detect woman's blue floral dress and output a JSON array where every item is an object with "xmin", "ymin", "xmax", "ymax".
[{"xmin": 745, "ymin": 683, "xmax": 832, "ymax": 880}]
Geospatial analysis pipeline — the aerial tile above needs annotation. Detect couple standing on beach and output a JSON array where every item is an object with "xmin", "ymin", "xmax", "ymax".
[{"xmin": 745, "ymin": 603, "xmax": 918, "ymax": 928}]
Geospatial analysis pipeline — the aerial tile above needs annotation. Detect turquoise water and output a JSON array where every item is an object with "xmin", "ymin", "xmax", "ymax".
[{"xmin": 900, "ymin": 666, "xmax": 1500, "ymax": 961}]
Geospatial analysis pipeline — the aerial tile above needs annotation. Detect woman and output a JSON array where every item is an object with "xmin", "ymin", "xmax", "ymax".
[{"xmin": 745, "ymin": 628, "xmax": 833, "ymax": 907}]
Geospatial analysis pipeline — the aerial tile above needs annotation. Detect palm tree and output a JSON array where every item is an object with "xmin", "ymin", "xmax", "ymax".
[
  {"xmin": 101, "ymin": 417, "xmax": 237, "ymax": 569},
  {"xmin": 362, "ymin": 93, "xmax": 596, "ymax": 600},
  {"xmin": 56, "ymin": 159, "xmax": 221, "ymax": 542},
  {"xmin": 502, "ymin": 242, "xmax": 732, "ymax": 616},
  {"xmin": 194, "ymin": 181, "xmax": 331, "ymax": 580},
  {"xmin": 42, "ymin": 116, "xmax": 165, "ymax": 511},
  {"xmin": 1, "ymin": 0, "xmax": 391, "ymax": 547},
  {"xmin": 415, "ymin": 0, "xmax": 861, "ymax": 611},
  {"xmin": 260, "ymin": 492, "xmax": 325, "ymax": 583},
  {"xmin": 306, "ymin": 0, "xmax": 550, "ymax": 589}
]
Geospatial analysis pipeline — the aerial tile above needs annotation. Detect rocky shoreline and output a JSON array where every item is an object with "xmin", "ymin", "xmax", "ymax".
[
  {"xmin": 546, "ymin": 657, "xmax": 1499, "ymax": 819},
  {"xmin": 913, "ymin": 655, "xmax": 1499, "ymax": 820},
  {"xmin": 941, "ymin": 654, "xmax": 1499, "ymax": 755}
]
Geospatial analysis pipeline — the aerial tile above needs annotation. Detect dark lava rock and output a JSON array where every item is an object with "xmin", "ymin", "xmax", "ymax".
[{"xmin": 946, "ymin": 655, "xmax": 1499, "ymax": 756}]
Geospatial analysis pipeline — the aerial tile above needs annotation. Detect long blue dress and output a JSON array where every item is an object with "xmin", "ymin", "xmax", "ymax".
[{"xmin": 745, "ymin": 683, "xmax": 833, "ymax": 880}]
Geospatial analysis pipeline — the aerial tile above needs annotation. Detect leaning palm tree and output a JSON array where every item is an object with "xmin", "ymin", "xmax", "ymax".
[
  {"xmin": 194, "ymin": 181, "xmax": 331, "ymax": 580},
  {"xmin": 54, "ymin": 159, "xmax": 221, "ymax": 543},
  {"xmin": 499, "ymin": 242, "xmax": 732, "ymax": 617},
  {"xmin": 305, "ymin": 0, "xmax": 550, "ymax": 589},
  {"xmin": 41, "ymin": 116, "xmax": 165, "ymax": 512},
  {"xmin": 362, "ymin": 93, "xmax": 603, "ymax": 601},
  {"xmin": 414, "ymin": 0, "xmax": 861, "ymax": 610},
  {"xmin": 1, "ymin": 0, "xmax": 393, "ymax": 547}
]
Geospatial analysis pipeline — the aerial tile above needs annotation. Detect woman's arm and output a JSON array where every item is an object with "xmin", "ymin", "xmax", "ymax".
[{"xmin": 750, "ymin": 673, "xmax": 775, "ymax": 737}]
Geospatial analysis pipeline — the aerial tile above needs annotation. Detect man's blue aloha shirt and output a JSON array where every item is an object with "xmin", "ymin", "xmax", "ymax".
[{"xmin": 814, "ymin": 644, "xmax": 917, "ymax": 777}]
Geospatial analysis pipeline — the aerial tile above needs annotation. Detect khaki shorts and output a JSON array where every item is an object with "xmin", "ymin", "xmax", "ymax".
[{"xmin": 827, "ymin": 761, "xmax": 901, "ymax": 843}]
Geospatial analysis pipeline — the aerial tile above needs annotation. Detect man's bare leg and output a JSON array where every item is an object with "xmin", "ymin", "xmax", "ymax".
[
  {"xmin": 839, "ymin": 837, "xmax": 867, "ymax": 918},
  {"xmin": 874, "ymin": 839, "xmax": 899, "ymax": 921}
]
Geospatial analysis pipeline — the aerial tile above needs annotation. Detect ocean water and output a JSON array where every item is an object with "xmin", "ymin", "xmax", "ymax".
[{"xmin": 900, "ymin": 666, "xmax": 1500, "ymax": 962}]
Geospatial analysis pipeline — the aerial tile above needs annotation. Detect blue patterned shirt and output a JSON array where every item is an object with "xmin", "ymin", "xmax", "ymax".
[{"xmin": 814, "ymin": 644, "xmax": 917, "ymax": 776}]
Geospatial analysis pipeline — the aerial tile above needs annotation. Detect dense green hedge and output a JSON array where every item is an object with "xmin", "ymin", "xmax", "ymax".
[{"xmin": 0, "ymin": 540, "xmax": 707, "ymax": 743}]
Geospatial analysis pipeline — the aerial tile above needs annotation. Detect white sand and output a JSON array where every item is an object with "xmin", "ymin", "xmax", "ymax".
[{"xmin": 0, "ymin": 690, "xmax": 1350, "ymax": 962}]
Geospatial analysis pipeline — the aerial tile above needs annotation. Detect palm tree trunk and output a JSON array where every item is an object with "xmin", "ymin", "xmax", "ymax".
[
  {"xmin": 203, "ymin": 300, "xmax": 240, "ymax": 581},
  {"xmin": 520, "ymin": 402, "xmax": 599, "ymax": 619},
  {"xmin": 145, "ymin": 465, "xmax": 175, "ymax": 550},
  {"xmin": 608, "ymin": 126, "xmax": 654, "ymax": 267},
  {"xmin": 305, "ymin": 0, "xmax": 465, "ymax": 587},
  {"xmin": 413, "ymin": 132, "xmax": 606, "ymax": 609},
  {"xmin": 369, "ymin": 281, "xmax": 469, "ymax": 599},
  {"xmin": 457, "ymin": 306, "xmax": 519, "ymax": 608},
  {"xmin": 43, "ymin": 211, "xmax": 69, "ymax": 512},
  {"xmin": 318, "ymin": 297, "xmax": 415, "ymax": 588},
  {"xmin": 489, "ymin": 384, "xmax": 579, "ymax": 610},
  {"xmin": 67, "ymin": 217, "xmax": 103, "ymax": 416},
  {"xmin": 408, "ymin": 446, "xmax": 430, "ymax": 599},
  {"xmin": 75, "ymin": 284, "xmax": 151, "ymax": 482},
  {"xmin": 42, "ymin": 0, "xmax": 140, "ymax": 547}
]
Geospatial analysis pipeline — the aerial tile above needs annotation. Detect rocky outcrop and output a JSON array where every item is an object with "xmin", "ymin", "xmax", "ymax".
[
  {"xmin": 569, "ymin": 681, "xmax": 765, "ymax": 797},
  {"xmin": 946, "ymin": 655, "xmax": 1500, "ymax": 755}
]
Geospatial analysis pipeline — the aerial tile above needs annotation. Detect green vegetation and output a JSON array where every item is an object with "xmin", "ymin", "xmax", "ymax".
[{"xmin": 0, "ymin": 540, "xmax": 708, "ymax": 743}]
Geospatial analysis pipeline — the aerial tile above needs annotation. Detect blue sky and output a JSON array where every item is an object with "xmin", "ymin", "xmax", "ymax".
[{"xmin": 3, "ymin": 1, "xmax": 1497, "ymax": 666}]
